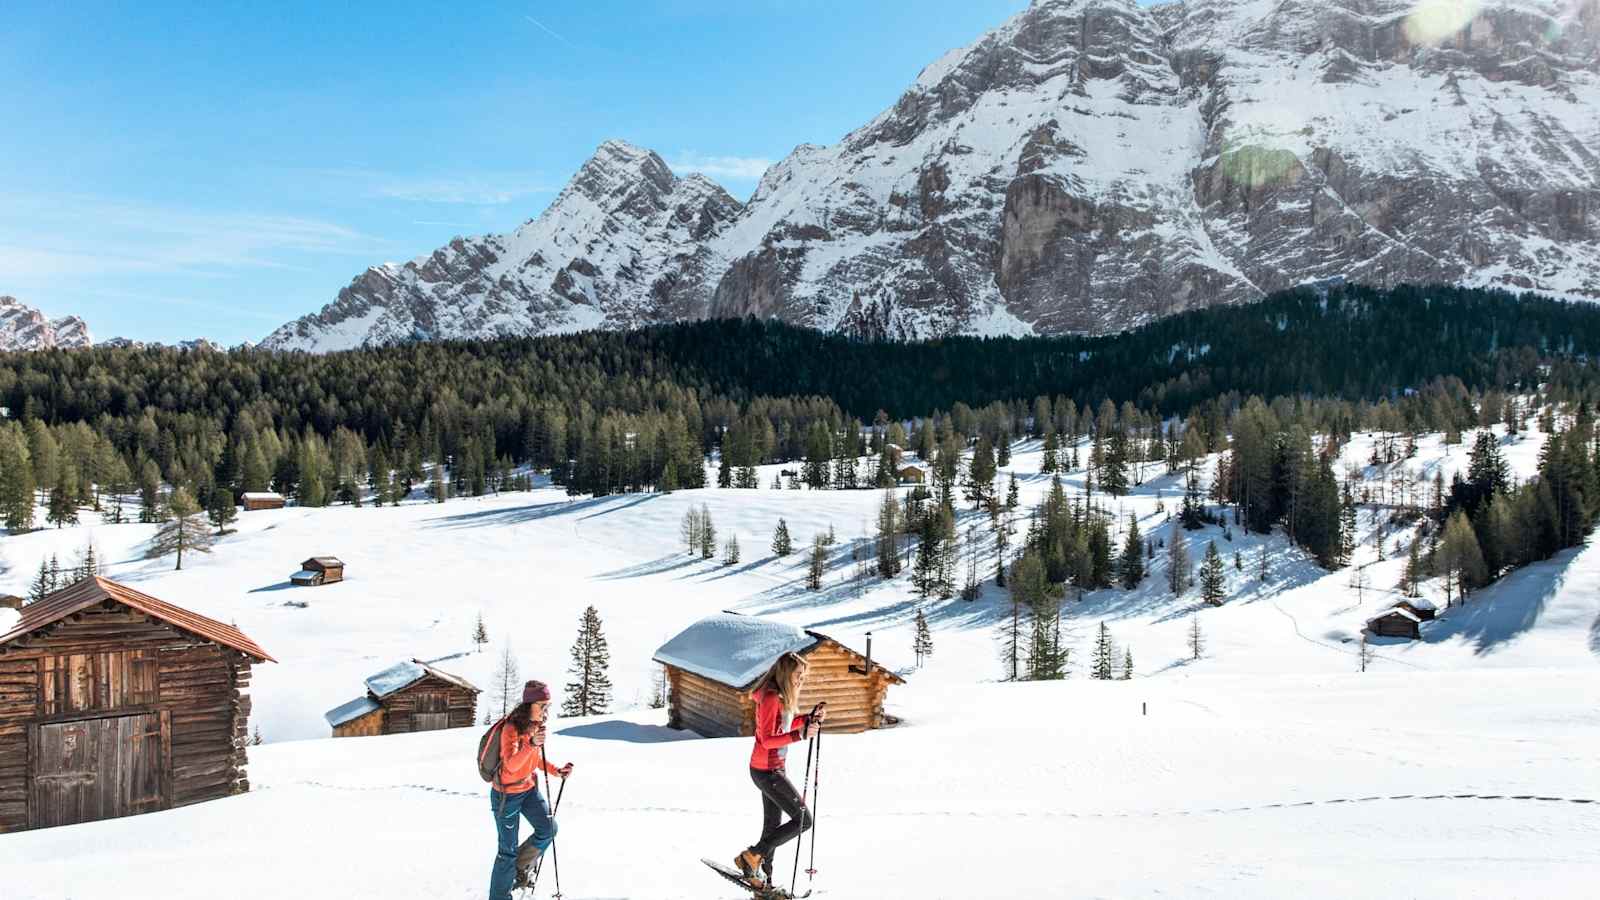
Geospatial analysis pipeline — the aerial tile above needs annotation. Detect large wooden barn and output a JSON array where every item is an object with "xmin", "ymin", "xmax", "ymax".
[
  {"xmin": 325, "ymin": 659, "xmax": 479, "ymax": 738},
  {"xmin": 653, "ymin": 613, "xmax": 904, "ymax": 738},
  {"xmin": 0, "ymin": 577, "xmax": 273, "ymax": 833},
  {"xmin": 241, "ymin": 491, "xmax": 285, "ymax": 511}
]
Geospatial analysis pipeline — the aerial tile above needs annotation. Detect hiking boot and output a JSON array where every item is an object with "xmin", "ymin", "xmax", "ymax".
[
  {"xmin": 513, "ymin": 845, "xmax": 543, "ymax": 888},
  {"xmin": 735, "ymin": 849, "xmax": 766, "ymax": 883}
]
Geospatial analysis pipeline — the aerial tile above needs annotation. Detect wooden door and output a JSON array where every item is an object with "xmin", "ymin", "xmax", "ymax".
[
  {"xmin": 30, "ymin": 712, "xmax": 165, "ymax": 828},
  {"xmin": 412, "ymin": 692, "xmax": 449, "ymax": 731}
]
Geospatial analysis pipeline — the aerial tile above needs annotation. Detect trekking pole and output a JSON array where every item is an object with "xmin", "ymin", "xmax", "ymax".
[
  {"xmin": 529, "ymin": 733, "xmax": 567, "ymax": 900},
  {"xmin": 790, "ymin": 704, "xmax": 819, "ymax": 890},
  {"xmin": 807, "ymin": 729, "xmax": 822, "ymax": 884}
]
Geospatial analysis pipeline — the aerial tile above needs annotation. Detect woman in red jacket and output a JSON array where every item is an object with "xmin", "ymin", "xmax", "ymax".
[
  {"xmin": 733, "ymin": 652, "xmax": 826, "ymax": 887},
  {"xmin": 488, "ymin": 680, "xmax": 574, "ymax": 900}
]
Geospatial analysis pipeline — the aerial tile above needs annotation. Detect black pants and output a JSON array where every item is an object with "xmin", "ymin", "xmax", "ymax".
[{"xmin": 750, "ymin": 767, "xmax": 812, "ymax": 866}]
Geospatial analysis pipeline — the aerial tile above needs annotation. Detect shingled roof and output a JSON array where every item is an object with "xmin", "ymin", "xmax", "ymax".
[{"xmin": 0, "ymin": 576, "xmax": 275, "ymax": 662}]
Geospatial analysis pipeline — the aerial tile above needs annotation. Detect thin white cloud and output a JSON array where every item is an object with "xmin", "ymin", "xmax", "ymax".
[
  {"xmin": 669, "ymin": 152, "xmax": 774, "ymax": 180},
  {"xmin": 523, "ymin": 14, "xmax": 575, "ymax": 47},
  {"xmin": 375, "ymin": 175, "xmax": 555, "ymax": 205}
]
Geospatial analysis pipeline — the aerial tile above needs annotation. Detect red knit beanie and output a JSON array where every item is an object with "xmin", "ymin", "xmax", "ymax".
[{"xmin": 522, "ymin": 680, "xmax": 551, "ymax": 704}]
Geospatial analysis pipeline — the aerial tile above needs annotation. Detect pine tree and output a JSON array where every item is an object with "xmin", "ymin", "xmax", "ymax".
[
  {"xmin": 490, "ymin": 642, "xmax": 520, "ymax": 718},
  {"xmin": 46, "ymin": 465, "xmax": 77, "ymax": 529},
  {"xmin": 682, "ymin": 507, "xmax": 702, "ymax": 555},
  {"xmin": 1401, "ymin": 536, "xmax": 1424, "ymax": 597},
  {"xmin": 807, "ymin": 534, "xmax": 827, "ymax": 590},
  {"xmin": 429, "ymin": 465, "xmax": 447, "ymax": 503},
  {"xmin": 723, "ymin": 534, "xmax": 741, "ymax": 566},
  {"xmin": 147, "ymin": 487, "xmax": 213, "ymax": 571},
  {"xmin": 1180, "ymin": 469, "xmax": 1206, "ymax": 529},
  {"xmin": 965, "ymin": 435, "xmax": 996, "ymax": 510},
  {"xmin": 1439, "ymin": 509, "xmax": 1488, "ymax": 605},
  {"xmin": 1090, "ymin": 621, "xmax": 1116, "ymax": 680},
  {"xmin": 1119, "ymin": 517, "xmax": 1144, "ymax": 589},
  {"xmin": 1200, "ymin": 541, "xmax": 1227, "ymax": 606},
  {"xmin": 472, "ymin": 611, "xmax": 489, "ymax": 651},
  {"xmin": 1041, "ymin": 429, "xmax": 1059, "ymax": 474},
  {"xmin": 1338, "ymin": 482, "xmax": 1357, "ymax": 567},
  {"xmin": 913, "ymin": 607, "xmax": 934, "ymax": 667},
  {"xmin": 772, "ymin": 518, "xmax": 793, "ymax": 556},
  {"xmin": 208, "ymin": 486, "xmax": 237, "ymax": 535},
  {"xmin": 1167, "ymin": 529, "xmax": 1192, "ymax": 595},
  {"xmin": 73, "ymin": 541, "xmax": 99, "ymax": 580},
  {"xmin": 699, "ymin": 504, "xmax": 717, "ymax": 560},
  {"xmin": 1258, "ymin": 544, "xmax": 1270, "ymax": 582},
  {"xmin": 562, "ymin": 606, "xmax": 612, "ymax": 717},
  {"xmin": 1121, "ymin": 647, "xmax": 1134, "ymax": 681},
  {"xmin": 1006, "ymin": 473, "xmax": 1020, "ymax": 510},
  {"xmin": 1187, "ymin": 615, "xmax": 1204, "ymax": 661},
  {"xmin": 29, "ymin": 558, "xmax": 53, "ymax": 603},
  {"xmin": 0, "ymin": 426, "xmax": 36, "ymax": 533}
]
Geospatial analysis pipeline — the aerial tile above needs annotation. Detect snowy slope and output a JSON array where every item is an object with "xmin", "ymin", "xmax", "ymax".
[
  {"xmin": 0, "ymin": 295, "xmax": 92, "ymax": 351},
  {"xmin": 263, "ymin": 0, "xmax": 1600, "ymax": 350}
]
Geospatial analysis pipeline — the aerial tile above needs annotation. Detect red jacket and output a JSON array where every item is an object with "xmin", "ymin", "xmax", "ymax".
[
  {"xmin": 498, "ymin": 722, "xmax": 562, "ymax": 793},
  {"xmin": 749, "ymin": 688, "xmax": 809, "ymax": 771}
]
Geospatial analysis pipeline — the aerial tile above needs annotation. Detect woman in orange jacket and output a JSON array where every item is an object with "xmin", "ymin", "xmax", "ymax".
[
  {"xmin": 733, "ymin": 653, "xmax": 825, "ymax": 887},
  {"xmin": 489, "ymin": 680, "xmax": 574, "ymax": 900}
]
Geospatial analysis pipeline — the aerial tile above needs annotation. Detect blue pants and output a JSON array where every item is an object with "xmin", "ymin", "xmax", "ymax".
[{"xmin": 489, "ymin": 787, "xmax": 557, "ymax": 900}]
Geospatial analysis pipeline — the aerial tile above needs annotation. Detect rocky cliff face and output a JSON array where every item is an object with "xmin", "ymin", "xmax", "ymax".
[
  {"xmin": 0, "ymin": 296, "xmax": 92, "ymax": 351},
  {"xmin": 265, "ymin": 0, "xmax": 1600, "ymax": 351}
]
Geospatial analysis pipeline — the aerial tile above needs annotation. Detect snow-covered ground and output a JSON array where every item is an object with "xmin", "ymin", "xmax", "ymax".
[{"xmin": 2, "ymin": 424, "xmax": 1597, "ymax": 897}]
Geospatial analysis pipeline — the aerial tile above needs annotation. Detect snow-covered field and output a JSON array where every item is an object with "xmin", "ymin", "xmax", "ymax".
[{"xmin": 2, "ymin": 425, "xmax": 1597, "ymax": 898}]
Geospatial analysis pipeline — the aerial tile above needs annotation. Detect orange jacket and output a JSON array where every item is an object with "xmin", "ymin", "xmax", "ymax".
[{"xmin": 497, "ymin": 722, "xmax": 562, "ymax": 793}]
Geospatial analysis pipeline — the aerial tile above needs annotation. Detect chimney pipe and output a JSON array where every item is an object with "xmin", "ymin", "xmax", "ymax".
[{"xmin": 865, "ymin": 632, "xmax": 873, "ymax": 676}]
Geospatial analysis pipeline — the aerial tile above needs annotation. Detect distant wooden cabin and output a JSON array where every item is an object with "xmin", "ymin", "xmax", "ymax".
[
  {"xmin": 325, "ymin": 659, "xmax": 479, "ymax": 738},
  {"xmin": 241, "ymin": 492, "xmax": 285, "ymax": 511},
  {"xmin": 0, "ymin": 594, "xmax": 22, "ymax": 611},
  {"xmin": 897, "ymin": 466, "xmax": 926, "ymax": 485},
  {"xmin": 291, "ymin": 557, "xmax": 344, "ymax": 587},
  {"xmin": 653, "ymin": 613, "xmax": 904, "ymax": 738},
  {"xmin": 1390, "ymin": 597, "xmax": 1438, "ymax": 622},
  {"xmin": 0, "ymin": 576, "xmax": 273, "ymax": 833},
  {"xmin": 1366, "ymin": 608, "xmax": 1422, "ymax": 640}
]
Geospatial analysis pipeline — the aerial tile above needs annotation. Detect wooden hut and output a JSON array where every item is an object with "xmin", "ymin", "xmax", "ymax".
[
  {"xmin": 1366, "ymin": 608, "xmax": 1422, "ymax": 640},
  {"xmin": 897, "ymin": 465, "xmax": 926, "ymax": 485},
  {"xmin": 0, "ymin": 576, "xmax": 273, "ymax": 833},
  {"xmin": 325, "ymin": 659, "xmax": 479, "ymax": 738},
  {"xmin": 653, "ymin": 613, "xmax": 904, "ymax": 738},
  {"xmin": 1391, "ymin": 597, "xmax": 1438, "ymax": 622},
  {"xmin": 291, "ymin": 556, "xmax": 344, "ymax": 587},
  {"xmin": 241, "ymin": 492, "xmax": 285, "ymax": 511}
]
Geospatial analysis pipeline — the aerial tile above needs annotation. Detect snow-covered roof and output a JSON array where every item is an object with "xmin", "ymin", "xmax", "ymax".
[
  {"xmin": 290, "ymin": 570, "xmax": 319, "ymax": 581},
  {"xmin": 653, "ymin": 613, "xmax": 820, "ymax": 689},
  {"xmin": 1396, "ymin": 597, "xmax": 1438, "ymax": 611},
  {"xmin": 1367, "ymin": 608, "xmax": 1421, "ymax": 625},
  {"xmin": 363, "ymin": 659, "xmax": 479, "ymax": 699},
  {"xmin": 241, "ymin": 492, "xmax": 283, "ymax": 501},
  {"xmin": 305, "ymin": 556, "xmax": 344, "ymax": 568},
  {"xmin": 324, "ymin": 696, "xmax": 381, "ymax": 728}
]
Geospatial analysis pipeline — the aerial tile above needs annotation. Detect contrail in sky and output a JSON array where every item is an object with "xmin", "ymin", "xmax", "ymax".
[{"xmin": 524, "ymin": 14, "xmax": 575, "ymax": 48}]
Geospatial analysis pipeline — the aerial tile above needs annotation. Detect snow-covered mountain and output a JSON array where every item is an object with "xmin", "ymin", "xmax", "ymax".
[
  {"xmin": 264, "ymin": 0, "xmax": 1600, "ymax": 351},
  {"xmin": 0, "ymin": 296, "xmax": 92, "ymax": 351}
]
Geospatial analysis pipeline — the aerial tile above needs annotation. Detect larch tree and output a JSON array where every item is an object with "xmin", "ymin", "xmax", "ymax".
[
  {"xmin": 1119, "ymin": 517, "xmax": 1144, "ymax": 589},
  {"xmin": 472, "ymin": 612, "xmax": 489, "ymax": 652},
  {"xmin": 876, "ymin": 488, "xmax": 902, "ymax": 578},
  {"xmin": 699, "ymin": 504, "xmax": 717, "ymax": 560},
  {"xmin": 1121, "ymin": 647, "xmax": 1134, "ymax": 680},
  {"xmin": 1187, "ymin": 615, "xmax": 1205, "ymax": 661},
  {"xmin": 1167, "ymin": 529, "xmax": 1192, "ymax": 595},
  {"xmin": 807, "ymin": 534, "xmax": 827, "ymax": 591},
  {"xmin": 208, "ymin": 486, "xmax": 237, "ymax": 535},
  {"xmin": 723, "ymin": 533, "xmax": 741, "ymax": 567},
  {"xmin": 147, "ymin": 487, "xmax": 213, "ymax": 571},
  {"xmin": 1090, "ymin": 621, "xmax": 1116, "ymax": 681},
  {"xmin": 562, "ymin": 605, "xmax": 612, "ymax": 717},
  {"xmin": 491, "ymin": 641, "xmax": 520, "ymax": 719}
]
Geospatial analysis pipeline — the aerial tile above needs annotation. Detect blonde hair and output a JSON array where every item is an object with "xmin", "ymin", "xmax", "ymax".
[{"xmin": 753, "ymin": 652, "xmax": 809, "ymax": 720}]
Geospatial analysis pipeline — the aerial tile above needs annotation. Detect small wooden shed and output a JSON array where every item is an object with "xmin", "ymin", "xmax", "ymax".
[
  {"xmin": 291, "ymin": 556, "xmax": 344, "ymax": 587},
  {"xmin": 325, "ymin": 659, "xmax": 479, "ymax": 738},
  {"xmin": 0, "ymin": 576, "xmax": 274, "ymax": 833},
  {"xmin": 1391, "ymin": 597, "xmax": 1438, "ymax": 622},
  {"xmin": 1366, "ymin": 608, "xmax": 1422, "ymax": 640},
  {"xmin": 241, "ymin": 492, "xmax": 285, "ymax": 511},
  {"xmin": 897, "ymin": 466, "xmax": 926, "ymax": 485},
  {"xmin": 653, "ymin": 613, "xmax": 904, "ymax": 738}
]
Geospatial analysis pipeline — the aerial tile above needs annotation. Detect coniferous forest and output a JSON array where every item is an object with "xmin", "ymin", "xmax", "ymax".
[{"xmin": 2, "ymin": 283, "xmax": 1599, "ymax": 604}]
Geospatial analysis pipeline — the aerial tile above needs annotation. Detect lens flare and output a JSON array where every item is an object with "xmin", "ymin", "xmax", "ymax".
[
  {"xmin": 1403, "ymin": 0, "xmax": 1483, "ymax": 46},
  {"xmin": 1219, "ymin": 144, "xmax": 1302, "ymax": 191}
]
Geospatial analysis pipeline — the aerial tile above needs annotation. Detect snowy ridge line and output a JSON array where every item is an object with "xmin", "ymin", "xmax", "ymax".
[{"xmin": 279, "ymin": 782, "xmax": 1598, "ymax": 815}]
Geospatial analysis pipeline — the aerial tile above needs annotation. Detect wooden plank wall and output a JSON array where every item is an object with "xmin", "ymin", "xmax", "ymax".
[
  {"xmin": 666, "ymin": 641, "xmax": 899, "ymax": 739},
  {"xmin": 380, "ymin": 678, "xmax": 477, "ymax": 734},
  {"xmin": 0, "ymin": 603, "xmax": 256, "ymax": 832},
  {"xmin": 332, "ymin": 708, "xmax": 385, "ymax": 738}
]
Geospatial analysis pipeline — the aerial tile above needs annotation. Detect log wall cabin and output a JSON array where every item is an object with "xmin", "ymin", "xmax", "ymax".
[
  {"xmin": 0, "ymin": 577, "xmax": 273, "ymax": 833},
  {"xmin": 325, "ymin": 659, "xmax": 478, "ymax": 738},
  {"xmin": 291, "ymin": 557, "xmax": 344, "ymax": 587},
  {"xmin": 1366, "ymin": 608, "xmax": 1422, "ymax": 640},
  {"xmin": 654, "ymin": 613, "xmax": 904, "ymax": 738}
]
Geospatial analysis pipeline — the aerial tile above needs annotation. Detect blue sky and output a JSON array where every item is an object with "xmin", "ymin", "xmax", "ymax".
[{"xmin": 1, "ymin": 1, "xmax": 1046, "ymax": 344}]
